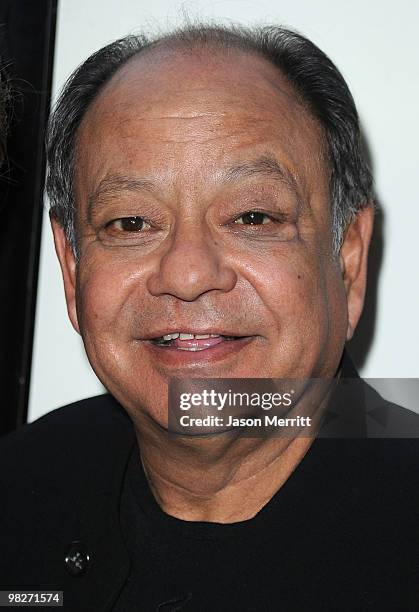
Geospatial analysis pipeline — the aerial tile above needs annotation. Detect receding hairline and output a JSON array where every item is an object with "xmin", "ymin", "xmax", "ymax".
[
  {"xmin": 74, "ymin": 39, "xmax": 329, "ymax": 177},
  {"xmin": 46, "ymin": 23, "xmax": 372, "ymax": 257},
  {"xmin": 73, "ymin": 39, "xmax": 330, "ymax": 226},
  {"xmin": 84, "ymin": 37, "xmax": 314, "ymax": 120}
]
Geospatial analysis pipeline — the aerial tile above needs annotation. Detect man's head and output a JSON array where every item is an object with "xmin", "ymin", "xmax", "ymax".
[{"xmin": 47, "ymin": 24, "xmax": 374, "ymax": 427}]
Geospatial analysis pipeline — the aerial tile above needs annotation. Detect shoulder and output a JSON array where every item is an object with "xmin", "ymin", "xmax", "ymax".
[
  {"xmin": 363, "ymin": 382, "xmax": 419, "ymax": 437},
  {"xmin": 0, "ymin": 395, "xmax": 136, "ymax": 594},
  {"xmin": 6, "ymin": 392, "xmax": 130, "ymax": 431},
  {"xmin": 320, "ymin": 373, "xmax": 419, "ymax": 487},
  {"xmin": 1, "ymin": 392, "xmax": 132, "ymax": 438},
  {"xmin": 0, "ymin": 394, "xmax": 135, "ymax": 486},
  {"xmin": 357, "ymin": 381, "xmax": 419, "ymax": 474}
]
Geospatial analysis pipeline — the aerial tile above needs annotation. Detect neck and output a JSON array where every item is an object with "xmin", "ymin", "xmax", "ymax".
[
  {"xmin": 132, "ymin": 377, "xmax": 335, "ymax": 523},
  {"xmin": 137, "ymin": 429, "xmax": 315, "ymax": 523}
]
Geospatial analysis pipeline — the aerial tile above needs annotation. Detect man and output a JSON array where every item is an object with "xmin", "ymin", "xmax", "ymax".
[{"xmin": 1, "ymin": 24, "xmax": 418, "ymax": 611}]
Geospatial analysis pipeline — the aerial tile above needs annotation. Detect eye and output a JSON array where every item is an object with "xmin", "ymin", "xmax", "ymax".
[
  {"xmin": 108, "ymin": 216, "xmax": 151, "ymax": 232},
  {"xmin": 234, "ymin": 211, "xmax": 273, "ymax": 225}
]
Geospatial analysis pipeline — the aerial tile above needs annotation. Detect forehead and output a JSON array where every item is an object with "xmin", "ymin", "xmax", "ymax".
[{"xmin": 75, "ymin": 46, "xmax": 328, "ymax": 201}]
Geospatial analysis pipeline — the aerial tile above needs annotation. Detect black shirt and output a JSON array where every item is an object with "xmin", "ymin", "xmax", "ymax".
[
  {"xmin": 113, "ymin": 432, "xmax": 419, "ymax": 611},
  {"xmin": 0, "ymin": 363, "xmax": 418, "ymax": 611}
]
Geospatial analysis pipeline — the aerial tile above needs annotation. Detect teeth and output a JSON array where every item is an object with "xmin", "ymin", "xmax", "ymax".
[
  {"xmin": 177, "ymin": 347, "xmax": 201, "ymax": 351},
  {"xmin": 162, "ymin": 333, "xmax": 180, "ymax": 340},
  {"xmin": 159, "ymin": 332, "xmax": 221, "ymax": 341}
]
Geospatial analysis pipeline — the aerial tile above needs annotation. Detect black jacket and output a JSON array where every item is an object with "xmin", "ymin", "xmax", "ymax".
[{"xmin": 1, "ymin": 361, "xmax": 419, "ymax": 611}]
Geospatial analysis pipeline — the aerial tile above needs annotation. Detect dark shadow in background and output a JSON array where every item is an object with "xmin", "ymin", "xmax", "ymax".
[
  {"xmin": 0, "ymin": 0, "xmax": 57, "ymax": 436},
  {"xmin": 347, "ymin": 125, "xmax": 384, "ymax": 371}
]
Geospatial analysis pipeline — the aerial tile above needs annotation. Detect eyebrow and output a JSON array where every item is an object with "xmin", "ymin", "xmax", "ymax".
[
  {"xmin": 87, "ymin": 175, "xmax": 156, "ymax": 223},
  {"xmin": 223, "ymin": 154, "xmax": 299, "ymax": 191},
  {"xmin": 87, "ymin": 154, "xmax": 298, "ymax": 222}
]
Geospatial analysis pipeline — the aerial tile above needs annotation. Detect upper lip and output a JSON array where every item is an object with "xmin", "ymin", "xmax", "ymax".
[{"xmin": 141, "ymin": 329, "xmax": 248, "ymax": 340}]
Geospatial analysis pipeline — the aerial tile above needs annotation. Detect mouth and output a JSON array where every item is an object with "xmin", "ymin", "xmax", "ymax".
[
  {"xmin": 142, "ymin": 330, "xmax": 256, "ymax": 369},
  {"xmin": 150, "ymin": 332, "xmax": 243, "ymax": 351}
]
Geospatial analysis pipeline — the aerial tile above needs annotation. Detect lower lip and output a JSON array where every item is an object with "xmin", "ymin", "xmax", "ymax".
[{"xmin": 143, "ymin": 336, "xmax": 255, "ymax": 368}]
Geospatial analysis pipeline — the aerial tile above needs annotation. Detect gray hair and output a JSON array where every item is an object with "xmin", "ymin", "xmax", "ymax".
[{"xmin": 46, "ymin": 23, "xmax": 373, "ymax": 256}]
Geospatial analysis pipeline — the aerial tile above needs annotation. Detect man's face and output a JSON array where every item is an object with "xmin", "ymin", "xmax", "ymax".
[{"xmin": 53, "ymin": 48, "xmax": 371, "ymax": 426}]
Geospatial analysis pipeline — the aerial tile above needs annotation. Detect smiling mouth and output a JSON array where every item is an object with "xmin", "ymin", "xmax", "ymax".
[{"xmin": 151, "ymin": 332, "xmax": 242, "ymax": 351}]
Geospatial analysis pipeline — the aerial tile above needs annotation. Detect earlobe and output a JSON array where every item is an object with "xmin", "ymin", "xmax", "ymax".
[
  {"xmin": 50, "ymin": 213, "xmax": 81, "ymax": 335},
  {"xmin": 339, "ymin": 205, "xmax": 375, "ymax": 341}
]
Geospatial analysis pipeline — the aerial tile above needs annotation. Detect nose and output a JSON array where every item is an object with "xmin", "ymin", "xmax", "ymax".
[{"xmin": 146, "ymin": 221, "xmax": 237, "ymax": 301}]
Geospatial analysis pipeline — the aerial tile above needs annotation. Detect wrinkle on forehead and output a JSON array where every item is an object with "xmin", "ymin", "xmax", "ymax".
[
  {"xmin": 74, "ymin": 45, "xmax": 329, "ymax": 216},
  {"xmin": 80, "ymin": 88, "xmax": 320, "ymax": 153}
]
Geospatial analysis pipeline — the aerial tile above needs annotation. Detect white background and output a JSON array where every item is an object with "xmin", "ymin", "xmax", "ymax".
[{"xmin": 29, "ymin": 0, "xmax": 419, "ymax": 421}]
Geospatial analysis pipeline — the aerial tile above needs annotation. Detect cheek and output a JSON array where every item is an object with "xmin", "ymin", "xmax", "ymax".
[
  {"xmin": 75, "ymin": 256, "xmax": 132, "ymax": 336},
  {"xmin": 245, "ymin": 247, "xmax": 326, "ymax": 322},
  {"xmin": 246, "ymin": 245, "xmax": 347, "ymax": 371}
]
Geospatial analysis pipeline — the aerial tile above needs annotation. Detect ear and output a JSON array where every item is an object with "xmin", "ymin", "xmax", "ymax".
[
  {"xmin": 50, "ymin": 213, "xmax": 81, "ymax": 335},
  {"xmin": 339, "ymin": 205, "xmax": 374, "ymax": 341}
]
